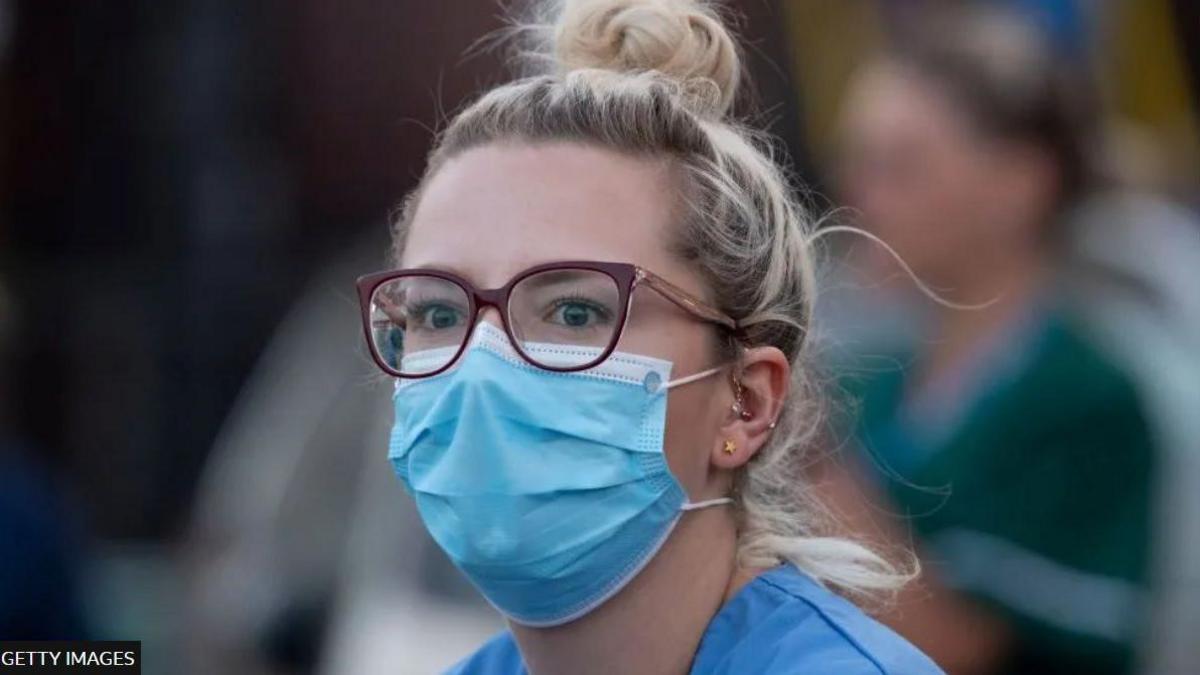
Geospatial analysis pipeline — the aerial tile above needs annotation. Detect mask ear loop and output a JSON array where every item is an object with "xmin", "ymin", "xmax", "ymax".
[
  {"xmin": 680, "ymin": 496, "xmax": 733, "ymax": 511},
  {"xmin": 662, "ymin": 364, "xmax": 726, "ymax": 390}
]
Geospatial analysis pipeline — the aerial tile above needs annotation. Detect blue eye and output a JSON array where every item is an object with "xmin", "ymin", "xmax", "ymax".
[
  {"xmin": 410, "ymin": 302, "xmax": 465, "ymax": 331},
  {"xmin": 546, "ymin": 297, "xmax": 613, "ymax": 328},
  {"xmin": 560, "ymin": 303, "xmax": 590, "ymax": 327},
  {"xmin": 429, "ymin": 305, "xmax": 459, "ymax": 329}
]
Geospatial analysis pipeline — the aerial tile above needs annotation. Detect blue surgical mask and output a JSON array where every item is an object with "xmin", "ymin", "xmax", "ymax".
[{"xmin": 388, "ymin": 321, "xmax": 732, "ymax": 627}]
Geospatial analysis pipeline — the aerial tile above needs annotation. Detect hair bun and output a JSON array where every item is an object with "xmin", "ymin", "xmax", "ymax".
[{"xmin": 551, "ymin": 0, "xmax": 741, "ymax": 115}]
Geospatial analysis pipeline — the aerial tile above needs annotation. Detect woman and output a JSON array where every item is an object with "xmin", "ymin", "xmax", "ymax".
[
  {"xmin": 356, "ymin": 1, "xmax": 942, "ymax": 673},
  {"xmin": 830, "ymin": 7, "xmax": 1157, "ymax": 675}
]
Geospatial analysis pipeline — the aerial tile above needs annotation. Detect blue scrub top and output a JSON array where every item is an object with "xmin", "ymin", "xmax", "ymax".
[{"xmin": 446, "ymin": 564, "xmax": 943, "ymax": 674}]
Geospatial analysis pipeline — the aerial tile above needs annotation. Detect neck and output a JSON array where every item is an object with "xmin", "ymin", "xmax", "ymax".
[
  {"xmin": 510, "ymin": 505, "xmax": 745, "ymax": 675},
  {"xmin": 922, "ymin": 250, "xmax": 1049, "ymax": 384}
]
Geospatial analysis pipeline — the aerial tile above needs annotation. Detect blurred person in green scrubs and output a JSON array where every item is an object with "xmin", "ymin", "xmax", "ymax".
[{"xmin": 823, "ymin": 6, "xmax": 1161, "ymax": 674}]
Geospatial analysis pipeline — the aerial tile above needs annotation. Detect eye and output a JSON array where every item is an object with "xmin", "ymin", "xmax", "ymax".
[
  {"xmin": 409, "ymin": 301, "xmax": 466, "ymax": 331},
  {"xmin": 544, "ymin": 297, "xmax": 613, "ymax": 328}
]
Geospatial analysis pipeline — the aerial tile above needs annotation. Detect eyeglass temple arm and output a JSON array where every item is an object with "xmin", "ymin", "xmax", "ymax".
[{"xmin": 634, "ymin": 267, "xmax": 739, "ymax": 331}]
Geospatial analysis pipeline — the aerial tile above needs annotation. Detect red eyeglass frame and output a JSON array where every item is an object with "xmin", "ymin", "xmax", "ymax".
[{"xmin": 355, "ymin": 260, "xmax": 742, "ymax": 378}]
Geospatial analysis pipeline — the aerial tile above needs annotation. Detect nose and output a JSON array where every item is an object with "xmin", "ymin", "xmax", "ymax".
[
  {"xmin": 466, "ymin": 306, "xmax": 519, "ymax": 352},
  {"xmin": 476, "ymin": 305, "xmax": 505, "ymax": 332}
]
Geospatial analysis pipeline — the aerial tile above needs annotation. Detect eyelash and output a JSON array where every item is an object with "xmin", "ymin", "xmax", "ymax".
[
  {"xmin": 545, "ymin": 294, "xmax": 614, "ymax": 322},
  {"xmin": 407, "ymin": 299, "xmax": 465, "ymax": 318}
]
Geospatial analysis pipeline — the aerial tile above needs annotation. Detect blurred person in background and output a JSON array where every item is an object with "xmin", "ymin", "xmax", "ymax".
[{"xmin": 820, "ymin": 4, "xmax": 1199, "ymax": 674}]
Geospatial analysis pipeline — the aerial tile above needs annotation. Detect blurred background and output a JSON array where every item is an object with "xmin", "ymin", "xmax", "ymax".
[{"xmin": 0, "ymin": 1, "xmax": 1196, "ymax": 673}]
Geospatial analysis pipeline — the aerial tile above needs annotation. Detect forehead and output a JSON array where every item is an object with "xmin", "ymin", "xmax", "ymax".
[
  {"xmin": 402, "ymin": 141, "xmax": 682, "ymax": 288},
  {"xmin": 843, "ymin": 63, "xmax": 977, "ymax": 147}
]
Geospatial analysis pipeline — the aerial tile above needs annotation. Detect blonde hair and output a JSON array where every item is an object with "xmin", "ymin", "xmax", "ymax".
[{"xmin": 391, "ymin": 0, "xmax": 913, "ymax": 601}]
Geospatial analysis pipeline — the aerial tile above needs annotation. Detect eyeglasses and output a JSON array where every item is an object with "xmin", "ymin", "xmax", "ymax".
[{"xmin": 356, "ymin": 260, "xmax": 741, "ymax": 378}]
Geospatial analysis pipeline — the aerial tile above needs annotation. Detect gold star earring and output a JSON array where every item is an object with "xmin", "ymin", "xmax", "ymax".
[{"xmin": 723, "ymin": 439, "xmax": 737, "ymax": 455}]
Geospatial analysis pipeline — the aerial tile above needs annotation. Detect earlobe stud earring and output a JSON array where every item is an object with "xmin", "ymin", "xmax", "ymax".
[{"xmin": 723, "ymin": 439, "xmax": 737, "ymax": 455}]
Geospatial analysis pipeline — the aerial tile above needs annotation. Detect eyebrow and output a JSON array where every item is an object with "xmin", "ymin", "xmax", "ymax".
[
  {"xmin": 402, "ymin": 261, "xmax": 475, "ymax": 280},
  {"xmin": 401, "ymin": 261, "xmax": 596, "ymax": 291},
  {"xmin": 514, "ymin": 271, "xmax": 612, "ymax": 292}
]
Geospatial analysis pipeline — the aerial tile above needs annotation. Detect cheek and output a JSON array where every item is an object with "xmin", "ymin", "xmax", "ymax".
[
  {"xmin": 617, "ymin": 299, "xmax": 728, "ymax": 493},
  {"xmin": 931, "ymin": 160, "xmax": 1011, "ymax": 250},
  {"xmin": 895, "ymin": 155, "xmax": 992, "ymax": 260},
  {"xmin": 846, "ymin": 149, "xmax": 957, "ymax": 264},
  {"xmin": 661, "ymin": 380, "xmax": 725, "ymax": 494},
  {"xmin": 856, "ymin": 176, "xmax": 950, "ymax": 279}
]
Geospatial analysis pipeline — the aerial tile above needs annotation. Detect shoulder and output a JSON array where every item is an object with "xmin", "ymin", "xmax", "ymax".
[
  {"xmin": 444, "ymin": 631, "xmax": 524, "ymax": 675},
  {"xmin": 692, "ymin": 565, "xmax": 943, "ymax": 675}
]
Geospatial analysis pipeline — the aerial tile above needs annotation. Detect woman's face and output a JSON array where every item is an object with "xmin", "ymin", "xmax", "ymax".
[
  {"xmin": 837, "ymin": 62, "xmax": 1050, "ymax": 287},
  {"xmin": 401, "ymin": 141, "xmax": 732, "ymax": 497}
]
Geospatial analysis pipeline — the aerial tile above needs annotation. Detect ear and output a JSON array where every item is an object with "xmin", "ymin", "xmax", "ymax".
[{"xmin": 711, "ymin": 345, "xmax": 790, "ymax": 470}]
